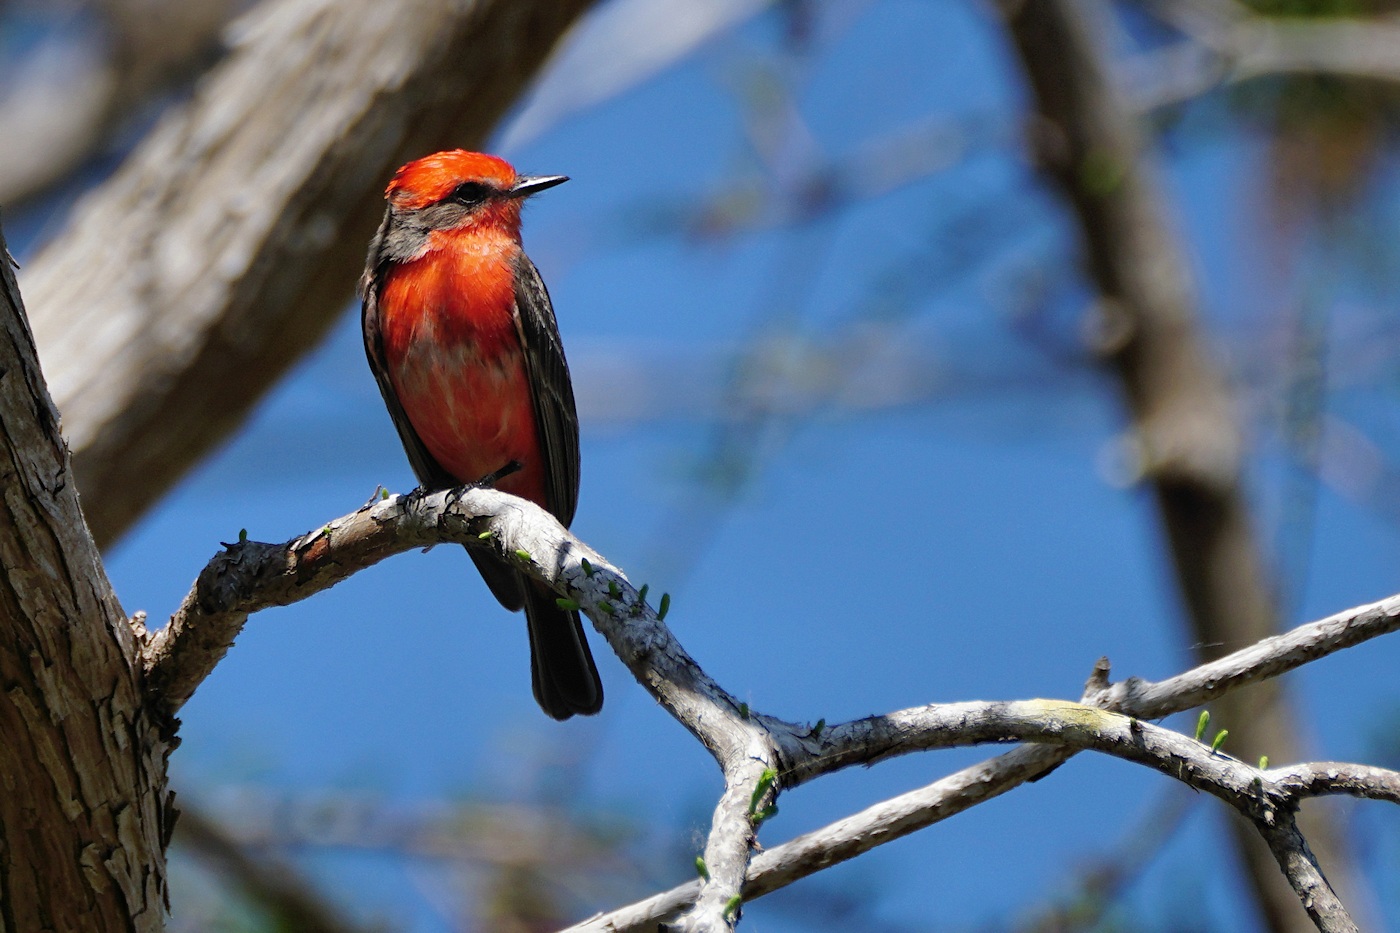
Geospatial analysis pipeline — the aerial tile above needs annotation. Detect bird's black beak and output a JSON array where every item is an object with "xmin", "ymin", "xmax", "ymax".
[{"xmin": 509, "ymin": 174, "xmax": 569, "ymax": 198}]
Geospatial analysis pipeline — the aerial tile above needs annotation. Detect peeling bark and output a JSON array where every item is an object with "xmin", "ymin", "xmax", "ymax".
[{"xmin": 0, "ymin": 229, "xmax": 170, "ymax": 932}]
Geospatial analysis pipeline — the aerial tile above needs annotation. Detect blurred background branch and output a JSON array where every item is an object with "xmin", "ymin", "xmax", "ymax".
[
  {"xmin": 999, "ymin": 1, "xmax": 1369, "ymax": 930},
  {"xmin": 174, "ymin": 804, "xmax": 383, "ymax": 933},
  {"xmin": 0, "ymin": 0, "xmax": 241, "ymax": 206}
]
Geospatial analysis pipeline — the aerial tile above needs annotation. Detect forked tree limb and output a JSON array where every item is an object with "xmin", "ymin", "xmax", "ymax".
[
  {"xmin": 996, "ymin": 1, "xmax": 1366, "ymax": 928},
  {"xmin": 146, "ymin": 480, "xmax": 1400, "ymax": 931},
  {"xmin": 571, "ymin": 588, "xmax": 1400, "ymax": 930}
]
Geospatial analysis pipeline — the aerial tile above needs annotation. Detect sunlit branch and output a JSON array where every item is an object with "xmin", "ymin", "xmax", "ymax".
[
  {"xmin": 143, "ymin": 484, "xmax": 791, "ymax": 932},
  {"xmin": 149, "ymin": 482, "xmax": 1400, "ymax": 931}
]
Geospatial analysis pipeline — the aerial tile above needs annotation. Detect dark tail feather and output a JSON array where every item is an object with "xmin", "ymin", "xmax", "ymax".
[
  {"xmin": 523, "ymin": 580, "xmax": 603, "ymax": 720},
  {"xmin": 468, "ymin": 548, "xmax": 525, "ymax": 611},
  {"xmin": 466, "ymin": 548, "xmax": 602, "ymax": 718}
]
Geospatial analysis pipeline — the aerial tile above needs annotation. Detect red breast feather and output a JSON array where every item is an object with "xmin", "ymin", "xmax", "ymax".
[{"xmin": 377, "ymin": 228, "xmax": 547, "ymax": 507}]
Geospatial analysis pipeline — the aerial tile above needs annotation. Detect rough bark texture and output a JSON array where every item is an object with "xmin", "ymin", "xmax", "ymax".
[
  {"xmin": 20, "ymin": 0, "xmax": 596, "ymax": 548},
  {"xmin": 997, "ymin": 2, "xmax": 1365, "ymax": 931},
  {"xmin": 0, "ymin": 230, "xmax": 170, "ymax": 931}
]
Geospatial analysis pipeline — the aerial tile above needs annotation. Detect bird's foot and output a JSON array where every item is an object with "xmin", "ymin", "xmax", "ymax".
[
  {"xmin": 445, "ymin": 460, "xmax": 522, "ymax": 510},
  {"xmin": 474, "ymin": 460, "xmax": 522, "ymax": 489}
]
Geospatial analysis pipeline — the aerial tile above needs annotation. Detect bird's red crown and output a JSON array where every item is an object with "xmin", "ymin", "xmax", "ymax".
[{"xmin": 386, "ymin": 150, "xmax": 518, "ymax": 210}]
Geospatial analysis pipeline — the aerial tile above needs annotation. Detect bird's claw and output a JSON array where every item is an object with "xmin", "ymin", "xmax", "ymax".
[
  {"xmin": 445, "ymin": 460, "xmax": 521, "ymax": 510},
  {"xmin": 475, "ymin": 459, "xmax": 523, "ymax": 489}
]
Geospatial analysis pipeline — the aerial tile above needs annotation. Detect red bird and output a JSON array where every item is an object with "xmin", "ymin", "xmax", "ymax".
[{"xmin": 360, "ymin": 150, "xmax": 602, "ymax": 719}]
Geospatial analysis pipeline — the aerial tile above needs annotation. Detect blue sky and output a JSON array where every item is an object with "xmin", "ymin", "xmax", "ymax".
[{"xmin": 11, "ymin": 0, "xmax": 1400, "ymax": 930}]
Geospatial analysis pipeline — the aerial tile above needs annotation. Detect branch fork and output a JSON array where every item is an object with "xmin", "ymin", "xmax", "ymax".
[{"xmin": 143, "ymin": 483, "xmax": 1400, "ymax": 932}]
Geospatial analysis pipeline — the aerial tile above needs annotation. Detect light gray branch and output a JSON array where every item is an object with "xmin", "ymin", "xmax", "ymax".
[
  {"xmin": 1127, "ymin": 5, "xmax": 1400, "ymax": 110},
  {"xmin": 578, "ymin": 699, "xmax": 1389, "ymax": 933},
  {"xmin": 673, "ymin": 751, "xmax": 777, "ymax": 932},
  {"xmin": 143, "ymin": 484, "xmax": 787, "ymax": 931},
  {"xmin": 997, "ymin": 2, "xmax": 1366, "ymax": 929},
  {"xmin": 1258, "ymin": 816, "xmax": 1357, "ymax": 933},
  {"xmin": 151, "ymin": 483, "xmax": 1400, "ymax": 931},
  {"xmin": 1152, "ymin": 1, "xmax": 1400, "ymax": 85},
  {"xmin": 1273, "ymin": 763, "xmax": 1400, "ymax": 805},
  {"xmin": 1086, "ymin": 593, "xmax": 1400, "ymax": 718},
  {"xmin": 576, "ymin": 589, "xmax": 1400, "ymax": 932},
  {"xmin": 770, "ymin": 593, "xmax": 1400, "ymax": 787}
]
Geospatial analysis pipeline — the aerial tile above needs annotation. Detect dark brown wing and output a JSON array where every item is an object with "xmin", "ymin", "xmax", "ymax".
[
  {"xmin": 513, "ymin": 252, "xmax": 600, "ymax": 718},
  {"xmin": 512, "ymin": 253, "xmax": 581, "ymax": 526}
]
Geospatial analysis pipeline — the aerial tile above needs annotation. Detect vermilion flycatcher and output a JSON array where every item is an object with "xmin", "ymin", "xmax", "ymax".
[{"xmin": 360, "ymin": 150, "xmax": 602, "ymax": 720}]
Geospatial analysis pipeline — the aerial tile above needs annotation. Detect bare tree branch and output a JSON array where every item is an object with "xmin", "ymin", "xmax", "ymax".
[
  {"xmin": 145, "ymin": 472, "xmax": 1400, "ymax": 931},
  {"xmin": 1137, "ymin": 1, "xmax": 1400, "ymax": 107},
  {"xmin": 1274, "ymin": 763, "xmax": 1400, "ymax": 804},
  {"xmin": 780, "ymin": 699, "xmax": 1371, "ymax": 930},
  {"xmin": 569, "ymin": 583, "xmax": 1400, "ymax": 931},
  {"xmin": 565, "ymin": 747, "xmax": 1087, "ymax": 932},
  {"xmin": 1215, "ymin": 12, "xmax": 1400, "ymax": 83},
  {"xmin": 1087, "ymin": 594, "xmax": 1400, "ymax": 717},
  {"xmin": 142, "ymin": 478, "xmax": 788, "ymax": 931},
  {"xmin": 20, "ymin": 0, "xmax": 598, "ymax": 549},
  {"xmin": 1257, "ymin": 816, "xmax": 1355, "ymax": 933},
  {"xmin": 996, "ymin": 1, "xmax": 1367, "ymax": 928}
]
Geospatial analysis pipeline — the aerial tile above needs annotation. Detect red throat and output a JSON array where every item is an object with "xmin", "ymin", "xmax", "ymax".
[{"xmin": 376, "ymin": 229, "xmax": 546, "ymax": 506}]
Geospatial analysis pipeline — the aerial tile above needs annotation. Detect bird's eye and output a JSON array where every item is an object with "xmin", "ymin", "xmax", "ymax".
[{"xmin": 450, "ymin": 181, "xmax": 492, "ymax": 205}]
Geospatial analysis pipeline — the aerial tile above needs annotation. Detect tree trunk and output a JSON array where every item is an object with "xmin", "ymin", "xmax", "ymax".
[{"xmin": 0, "ymin": 229, "xmax": 171, "ymax": 932}]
